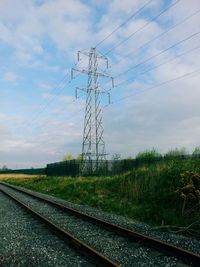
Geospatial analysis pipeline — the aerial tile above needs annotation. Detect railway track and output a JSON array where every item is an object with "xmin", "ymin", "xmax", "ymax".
[
  {"xmin": 0, "ymin": 184, "xmax": 119, "ymax": 267},
  {"xmin": 1, "ymin": 182, "xmax": 200, "ymax": 267},
  {"xmin": 0, "ymin": 190, "xmax": 96, "ymax": 267}
]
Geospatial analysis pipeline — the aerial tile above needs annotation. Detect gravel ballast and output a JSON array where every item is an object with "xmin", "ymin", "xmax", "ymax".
[
  {"xmin": 0, "ymin": 189, "xmax": 94, "ymax": 267},
  {"xmin": 21, "ymin": 185, "xmax": 199, "ymax": 255},
  {"xmin": 1, "ymin": 183, "xmax": 199, "ymax": 267}
]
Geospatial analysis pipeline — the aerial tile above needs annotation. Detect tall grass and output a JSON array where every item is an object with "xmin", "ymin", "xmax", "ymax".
[{"xmin": 2, "ymin": 159, "xmax": 200, "ymax": 227}]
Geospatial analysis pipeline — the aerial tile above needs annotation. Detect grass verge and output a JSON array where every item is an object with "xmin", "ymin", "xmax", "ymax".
[{"xmin": 1, "ymin": 159, "xmax": 200, "ymax": 230}]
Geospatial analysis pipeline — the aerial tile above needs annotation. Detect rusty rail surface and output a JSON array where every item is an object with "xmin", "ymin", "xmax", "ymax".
[
  {"xmin": 1, "ymin": 182, "xmax": 200, "ymax": 267},
  {"xmin": 0, "ymin": 186, "xmax": 119, "ymax": 267}
]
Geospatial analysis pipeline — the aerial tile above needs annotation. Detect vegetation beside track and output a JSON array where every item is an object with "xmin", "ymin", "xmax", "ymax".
[
  {"xmin": 1, "ymin": 159, "xmax": 200, "ymax": 232},
  {"xmin": 0, "ymin": 174, "xmax": 45, "ymax": 181}
]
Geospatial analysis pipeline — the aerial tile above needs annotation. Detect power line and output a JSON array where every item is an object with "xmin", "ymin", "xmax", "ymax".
[
  {"xmin": 104, "ymin": 0, "xmax": 181, "ymax": 55},
  {"xmin": 21, "ymin": 68, "xmax": 73, "ymax": 127},
  {"xmin": 100, "ymin": 6, "xmax": 200, "ymax": 88},
  {"xmin": 107, "ymin": 67, "xmax": 200, "ymax": 106},
  {"xmin": 95, "ymin": 0, "xmax": 153, "ymax": 48},
  {"xmin": 19, "ymin": 59, "xmax": 88, "ymax": 130},
  {"xmin": 118, "ymin": 7, "xmax": 200, "ymax": 63},
  {"xmin": 114, "ymin": 30, "xmax": 200, "ymax": 79},
  {"xmin": 17, "ymin": 1, "xmax": 200, "ymax": 143},
  {"xmin": 19, "ymin": 105, "xmax": 85, "ymax": 149},
  {"xmin": 23, "ymin": 73, "xmax": 80, "ymax": 128},
  {"xmin": 18, "ymin": 1, "xmax": 188, "ymax": 130},
  {"xmin": 20, "ymin": 67, "xmax": 200, "ymax": 148},
  {"xmin": 29, "ymin": 106, "xmax": 85, "ymax": 134},
  {"xmin": 24, "ymin": 58, "xmax": 84, "ymax": 125},
  {"xmin": 33, "ymin": 73, "xmax": 69, "ymax": 109},
  {"xmin": 115, "ymin": 43, "xmax": 200, "ymax": 88},
  {"xmin": 35, "ymin": 60, "xmax": 80, "ymax": 110}
]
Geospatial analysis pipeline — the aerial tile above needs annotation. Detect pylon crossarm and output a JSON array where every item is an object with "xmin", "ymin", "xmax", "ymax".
[{"xmin": 72, "ymin": 68, "xmax": 89, "ymax": 76}]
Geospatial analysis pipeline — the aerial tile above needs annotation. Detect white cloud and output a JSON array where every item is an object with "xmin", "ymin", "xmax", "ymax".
[
  {"xmin": 0, "ymin": 21, "xmax": 12, "ymax": 43},
  {"xmin": 3, "ymin": 71, "xmax": 18, "ymax": 82},
  {"xmin": 39, "ymin": 82, "xmax": 52, "ymax": 91},
  {"xmin": 0, "ymin": 0, "xmax": 94, "ymax": 65},
  {"xmin": 0, "ymin": 0, "xmax": 200, "ymax": 168},
  {"xmin": 0, "ymin": 105, "xmax": 83, "ymax": 168},
  {"xmin": 109, "ymin": 0, "xmax": 160, "ymax": 15}
]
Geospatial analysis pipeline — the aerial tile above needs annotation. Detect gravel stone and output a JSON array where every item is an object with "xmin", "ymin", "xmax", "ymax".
[
  {"xmin": 2, "ymin": 183, "xmax": 199, "ymax": 267},
  {"xmin": 0, "ymin": 189, "xmax": 94, "ymax": 267},
  {"xmin": 29, "ymin": 187, "xmax": 200, "ymax": 255}
]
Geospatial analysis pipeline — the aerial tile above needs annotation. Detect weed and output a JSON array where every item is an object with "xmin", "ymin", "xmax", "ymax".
[{"xmin": 1, "ymin": 159, "xmax": 200, "ymax": 228}]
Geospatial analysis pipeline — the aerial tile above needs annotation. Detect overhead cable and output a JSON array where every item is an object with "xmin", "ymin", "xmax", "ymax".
[
  {"xmin": 95, "ymin": 0, "xmax": 153, "ymax": 48},
  {"xmin": 104, "ymin": 0, "xmax": 181, "ymax": 55},
  {"xmin": 115, "ymin": 30, "xmax": 200, "ymax": 79}
]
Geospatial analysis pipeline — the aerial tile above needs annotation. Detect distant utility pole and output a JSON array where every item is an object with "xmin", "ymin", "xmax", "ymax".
[{"xmin": 71, "ymin": 47, "xmax": 114, "ymax": 163}]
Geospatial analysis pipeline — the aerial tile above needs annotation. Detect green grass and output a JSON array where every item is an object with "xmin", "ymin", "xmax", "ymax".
[{"xmin": 2, "ymin": 159, "xmax": 200, "ymax": 228}]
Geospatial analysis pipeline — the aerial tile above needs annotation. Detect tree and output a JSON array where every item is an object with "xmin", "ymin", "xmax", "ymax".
[
  {"xmin": 112, "ymin": 153, "xmax": 121, "ymax": 160},
  {"xmin": 77, "ymin": 154, "xmax": 83, "ymax": 160},
  {"xmin": 63, "ymin": 153, "xmax": 83, "ymax": 161},
  {"xmin": 192, "ymin": 146, "xmax": 200, "ymax": 156},
  {"xmin": 1, "ymin": 165, "xmax": 8, "ymax": 170},
  {"xmin": 63, "ymin": 154, "xmax": 74, "ymax": 161},
  {"xmin": 136, "ymin": 149, "xmax": 161, "ymax": 160},
  {"xmin": 165, "ymin": 147, "xmax": 188, "ymax": 157}
]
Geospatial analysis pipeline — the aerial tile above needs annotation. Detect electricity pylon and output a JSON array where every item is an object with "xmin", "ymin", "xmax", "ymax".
[{"xmin": 71, "ymin": 47, "xmax": 114, "ymax": 163}]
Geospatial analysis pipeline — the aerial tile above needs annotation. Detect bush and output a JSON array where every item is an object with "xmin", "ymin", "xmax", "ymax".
[
  {"xmin": 192, "ymin": 146, "xmax": 200, "ymax": 157},
  {"xmin": 165, "ymin": 147, "xmax": 188, "ymax": 158},
  {"xmin": 136, "ymin": 149, "xmax": 162, "ymax": 161}
]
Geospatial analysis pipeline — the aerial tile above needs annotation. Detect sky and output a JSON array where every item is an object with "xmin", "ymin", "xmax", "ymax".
[{"xmin": 0, "ymin": 0, "xmax": 200, "ymax": 168}]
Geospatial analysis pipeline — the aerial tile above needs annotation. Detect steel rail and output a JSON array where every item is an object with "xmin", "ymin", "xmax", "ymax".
[
  {"xmin": 0, "ymin": 186, "xmax": 119, "ymax": 267},
  {"xmin": 1, "ymin": 182, "xmax": 200, "ymax": 267}
]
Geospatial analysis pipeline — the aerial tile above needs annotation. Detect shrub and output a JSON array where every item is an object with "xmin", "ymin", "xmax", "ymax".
[
  {"xmin": 192, "ymin": 146, "xmax": 200, "ymax": 156},
  {"xmin": 136, "ymin": 149, "xmax": 162, "ymax": 160},
  {"xmin": 177, "ymin": 171, "xmax": 200, "ymax": 215},
  {"xmin": 165, "ymin": 147, "xmax": 188, "ymax": 158}
]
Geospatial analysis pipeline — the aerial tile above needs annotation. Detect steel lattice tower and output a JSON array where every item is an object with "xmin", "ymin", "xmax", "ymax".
[{"xmin": 72, "ymin": 48, "xmax": 113, "ymax": 162}]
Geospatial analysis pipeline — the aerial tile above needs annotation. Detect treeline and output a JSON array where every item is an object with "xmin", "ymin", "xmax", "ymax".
[
  {"xmin": 1, "ymin": 147, "xmax": 200, "ymax": 177},
  {"xmin": 0, "ymin": 165, "xmax": 9, "ymax": 171},
  {"xmin": 62, "ymin": 147, "xmax": 200, "ymax": 162},
  {"xmin": 135, "ymin": 147, "xmax": 200, "ymax": 161},
  {"xmin": 47, "ymin": 152, "xmax": 200, "ymax": 177}
]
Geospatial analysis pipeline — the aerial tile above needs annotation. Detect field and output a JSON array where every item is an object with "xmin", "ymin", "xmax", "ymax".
[
  {"xmin": 1, "ymin": 159, "xmax": 200, "ymax": 235},
  {"xmin": 0, "ymin": 174, "xmax": 45, "ymax": 181}
]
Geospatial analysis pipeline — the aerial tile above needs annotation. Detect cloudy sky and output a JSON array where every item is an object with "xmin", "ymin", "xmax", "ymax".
[{"xmin": 0, "ymin": 0, "xmax": 200, "ymax": 168}]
